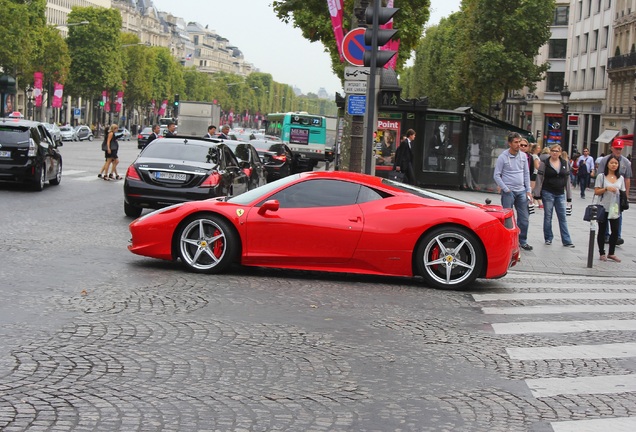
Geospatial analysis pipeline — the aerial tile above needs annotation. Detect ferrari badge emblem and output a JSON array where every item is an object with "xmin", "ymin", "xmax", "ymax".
[{"xmin": 236, "ymin": 209, "xmax": 244, "ymax": 217}]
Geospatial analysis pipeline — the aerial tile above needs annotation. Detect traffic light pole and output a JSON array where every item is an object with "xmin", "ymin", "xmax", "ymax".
[{"xmin": 363, "ymin": 0, "xmax": 380, "ymax": 175}]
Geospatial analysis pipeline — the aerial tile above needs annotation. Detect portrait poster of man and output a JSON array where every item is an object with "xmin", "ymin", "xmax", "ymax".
[
  {"xmin": 2, "ymin": 94, "xmax": 15, "ymax": 116},
  {"xmin": 423, "ymin": 114, "xmax": 461, "ymax": 173}
]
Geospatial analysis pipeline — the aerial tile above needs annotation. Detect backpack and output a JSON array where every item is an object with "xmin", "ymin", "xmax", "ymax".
[{"xmin": 578, "ymin": 158, "xmax": 588, "ymax": 176}]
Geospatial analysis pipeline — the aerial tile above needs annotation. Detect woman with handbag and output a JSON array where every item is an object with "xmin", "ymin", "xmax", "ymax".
[
  {"xmin": 594, "ymin": 155, "xmax": 626, "ymax": 262},
  {"xmin": 532, "ymin": 144, "xmax": 574, "ymax": 247}
]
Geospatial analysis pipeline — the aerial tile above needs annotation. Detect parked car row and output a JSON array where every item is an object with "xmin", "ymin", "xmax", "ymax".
[{"xmin": 58, "ymin": 124, "xmax": 94, "ymax": 142}]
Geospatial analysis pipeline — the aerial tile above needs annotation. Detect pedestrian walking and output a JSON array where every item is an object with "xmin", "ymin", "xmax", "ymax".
[
  {"xmin": 594, "ymin": 154, "xmax": 626, "ymax": 262},
  {"xmin": 494, "ymin": 132, "xmax": 533, "ymax": 250},
  {"xmin": 532, "ymin": 144, "xmax": 574, "ymax": 247},
  {"xmin": 597, "ymin": 140, "xmax": 632, "ymax": 245},
  {"xmin": 576, "ymin": 148, "xmax": 595, "ymax": 198},
  {"xmin": 393, "ymin": 129, "xmax": 416, "ymax": 184},
  {"xmin": 98, "ymin": 124, "xmax": 120, "ymax": 180}
]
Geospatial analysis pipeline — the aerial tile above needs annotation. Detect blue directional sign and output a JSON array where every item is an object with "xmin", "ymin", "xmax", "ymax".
[
  {"xmin": 347, "ymin": 94, "xmax": 366, "ymax": 115},
  {"xmin": 73, "ymin": 108, "xmax": 81, "ymax": 117}
]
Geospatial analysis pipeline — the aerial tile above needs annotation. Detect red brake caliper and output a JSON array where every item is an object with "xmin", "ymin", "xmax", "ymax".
[{"xmin": 212, "ymin": 228, "xmax": 224, "ymax": 258}]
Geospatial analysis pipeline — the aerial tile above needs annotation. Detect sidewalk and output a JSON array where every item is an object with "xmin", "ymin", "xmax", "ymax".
[{"xmin": 431, "ymin": 187, "xmax": 636, "ymax": 278}]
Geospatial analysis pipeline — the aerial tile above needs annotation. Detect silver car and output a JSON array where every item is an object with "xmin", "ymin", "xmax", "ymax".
[
  {"xmin": 44, "ymin": 123, "xmax": 62, "ymax": 143},
  {"xmin": 59, "ymin": 125, "xmax": 77, "ymax": 141}
]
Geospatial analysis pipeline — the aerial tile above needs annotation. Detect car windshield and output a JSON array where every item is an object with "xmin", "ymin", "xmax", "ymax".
[
  {"xmin": 227, "ymin": 174, "xmax": 301, "ymax": 205},
  {"xmin": 141, "ymin": 140, "xmax": 220, "ymax": 164},
  {"xmin": 140, "ymin": 128, "xmax": 152, "ymax": 134},
  {"xmin": 0, "ymin": 127, "xmax": 30, "ymax": 145},
  {"xmin": 60, "ymin": 126, "xmax": 73, "ymax": 131},
  {"xmin": 381, "ymin": 178, "xmax": 475, "ymax": 206}
]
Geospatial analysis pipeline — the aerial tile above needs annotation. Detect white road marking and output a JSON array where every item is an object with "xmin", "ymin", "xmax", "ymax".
[
  {"xmin": 551, "ymin": 416, "xmax": 636, "ymax": 432},
  {"xmin": 474, "ymin": 293, "xmax": 636, "ymax": 301},
  {"xmin": 491, "ymin": 319, "xmax": 636, "ymax": 334},
  {"xmin": 525, "ymin": 374, "xmax": 636, "ymax": 398},
  {"xmin": 481, "ymin": 305, "xmax": 636, "ymax": 314},
  {"xmin": 507, "ymin": 342, "xmax": 636, "ymax": 360}
]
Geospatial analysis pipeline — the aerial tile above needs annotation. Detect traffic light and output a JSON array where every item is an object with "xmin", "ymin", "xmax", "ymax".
[
  {"xmin": 173, "ymin": 94, "xmax": 179, "ymax": 116},
  {"xmin": 363, "ymin": 4, "xmax": 399, "ymax": 68},
  {"xmin": 99, "ymin": 100, "xmax": 104, "ymax": 107}
]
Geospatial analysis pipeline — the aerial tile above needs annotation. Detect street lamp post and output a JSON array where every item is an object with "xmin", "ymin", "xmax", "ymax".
[
  {"xmin": 519, "ymin": 99, "xmax": 527, "ymax": 130},
  {"xmin": 26, "ymin": 86, "xmax": 33, "ymax": 121},
  {"xmin": 560, "ymin": 84, "xmax": 571, "ymax": 154}
]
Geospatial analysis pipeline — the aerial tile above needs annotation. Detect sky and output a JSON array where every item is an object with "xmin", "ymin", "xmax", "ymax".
[{"xmin": 150, "ymin": 0, "xmax": 462, "ymax": 97}]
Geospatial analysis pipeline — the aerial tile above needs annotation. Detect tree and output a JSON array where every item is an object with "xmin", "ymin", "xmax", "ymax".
[
  {"xmin": 272, "ymin": 0, "xmax": 430, "ymax": 83},
  {"xmin": 66, "ymin": 7, "xmax": 124, "ymax": 99},
  {"xmin": 458, "ymin": 0, "xmax": 554, "ymax": 111},
  {"xmin": 0, "ymin": 0, "xmax": 47, "ymax": 78}
]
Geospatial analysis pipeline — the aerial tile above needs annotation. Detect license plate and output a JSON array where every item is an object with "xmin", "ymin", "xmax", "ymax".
[
  {"xmin": 156, "ymin": 171, "xmax": 187, "ymax": 181},
  {"xmin": 0, "ymin": 150, "xmax": 10, "ymax": 157}
]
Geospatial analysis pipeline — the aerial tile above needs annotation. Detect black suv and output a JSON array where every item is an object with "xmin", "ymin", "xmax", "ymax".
[{"xmin": 0, "ymin": 119, "xmax": 63, "ymax": 191}]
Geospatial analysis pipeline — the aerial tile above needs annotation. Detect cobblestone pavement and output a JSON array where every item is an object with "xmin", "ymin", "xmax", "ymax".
[{"xmin": 0, "ymin": 142, "xmax": 634, "ymax": 431}]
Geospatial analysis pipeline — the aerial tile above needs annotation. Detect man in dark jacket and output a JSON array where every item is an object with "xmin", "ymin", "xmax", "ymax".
[
  {"xmin": 393, "ymin": 129, "xmax": 416, "ymax": 184},
  {"xmin": 146, "ymin": 124, "xmax": 160, "ymax": 146}
]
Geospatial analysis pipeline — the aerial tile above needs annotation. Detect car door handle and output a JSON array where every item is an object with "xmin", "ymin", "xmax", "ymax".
[{"xmin": 348, "ymin": 216, "xmax": 361, "ymax": 222}]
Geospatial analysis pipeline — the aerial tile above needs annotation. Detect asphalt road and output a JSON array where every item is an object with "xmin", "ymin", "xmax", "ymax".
[{"xmin": 1, "ymin": 140, "xmax": 635, "ymax": 431}]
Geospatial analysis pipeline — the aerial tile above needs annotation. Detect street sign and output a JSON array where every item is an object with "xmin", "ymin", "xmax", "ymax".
[
  {"xmin": 341, "ymin": 28, "xmax": 370, "ymax": 66},
  {"xmin": 347, "ymin": 95, "xmax": 366, "ymax": 115},
  {"xmin": 344, "ymin": 80, "xmax": 367, "ymax": 94},
  {"xmin": 73, "ymin": 108, "xmax": 81, "ymax": 118},
  {"xmin": 344, "ymin": 66, "xmax": 370, "ymax": 81}
]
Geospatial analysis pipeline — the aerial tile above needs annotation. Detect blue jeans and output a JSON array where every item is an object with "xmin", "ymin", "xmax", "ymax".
[
  {"xmin": 578, "ymin": 174, "xmax": 590, "ymax": 196},
  {"xmin": 541, "ymin": 190, "xmax": 572, "ymax": 244},
  {"xmin": 501, "ymin": 190, "xmax": 530, "ymax": 245}
]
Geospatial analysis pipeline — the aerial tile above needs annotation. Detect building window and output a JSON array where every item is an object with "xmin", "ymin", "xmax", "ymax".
[
  {"xmin": 581, "ymin": 69, "xmax": 586, "ymax": 89},
  {"xmin": 547, "ymin": 72, "xmax": 565, "ymax": 92},
  {"xmin": 600, "ymin": 65, "xmax": 606, "ymax": 87},
  {"xmin": 575, "ymin": 36, "xmax": 580, "ymax": 56},
  {"xmin": 586, "ymin": 0, "xmax": 592, "ymax": 17},
  {"xmin": 549, "ymin": 39, "xmax": 568, "ymax": 58},
  {"xmin": 592, "ymin": 29, "xmax": 598, "ymax": 51},
  {"xmin": 554, "ymin": 6, "xmax": 570, "ymax": 25},
  {"xmin": 583, "ymin": 33, "xmax": 589, "ymax": 53},
  {"xmin": 603, "ymin": 26, "xmax": 609, "ymax": 48},
  {"xmin": 596, "ymin": 0, "xmax": 601, "ymax": 13},
  {"xmin": 590, "ymin": 67, "xmax": 596, "ymax": 88},
  {"xmin": 578, "ymin": 1, "xmax": 583, "ymax": 20}
]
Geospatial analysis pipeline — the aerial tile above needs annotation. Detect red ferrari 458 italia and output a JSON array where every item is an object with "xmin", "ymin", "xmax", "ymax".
[{"xmin": 128, "ymin": 171, "xmax": 520, "ymax": 290}]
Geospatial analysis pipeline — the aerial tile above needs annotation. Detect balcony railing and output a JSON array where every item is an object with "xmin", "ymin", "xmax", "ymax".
[{"xmin": 608, "ymin": 52, "xmax": 636, "ymax": 70}]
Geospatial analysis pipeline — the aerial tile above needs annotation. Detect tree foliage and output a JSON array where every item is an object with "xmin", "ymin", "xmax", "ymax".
[
  {"xmin": 403, "ymin": 0, "xmax": 554, "ymax": 112},
  {"xmin": 272, "ymin": 0, "xmax": 430, "ymax": 83},
  {"xmin": 66, "ymin": 7, "xmax": 124, "ymax": 98}
]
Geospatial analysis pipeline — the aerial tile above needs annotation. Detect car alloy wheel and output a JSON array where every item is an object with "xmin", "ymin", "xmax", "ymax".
[
  {"xmin": 33, "ymin": 165, "xmax": 46, "ymax": 191},
  {"xmin": 50, "ymin": 161, "xmax": 62, "ymax": 185},
  {"xmin": 416, "ymin": 227, "xmax": 483, "ymax": 290},
  {"xmin": 177, "ymin": 214, "xmax": 238, "ymax": 273}
]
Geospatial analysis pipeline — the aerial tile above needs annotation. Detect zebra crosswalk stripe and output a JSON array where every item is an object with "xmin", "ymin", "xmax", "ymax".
[{"xmin": 491, "ymin": 319, "xmax": 636, "ymax": 334}]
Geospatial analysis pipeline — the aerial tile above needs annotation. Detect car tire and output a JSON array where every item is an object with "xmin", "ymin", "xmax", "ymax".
[
  {"xmin": 415, "ymin": 226, "xmax": 483, "ymax": 290},
  {"xmin": 49, "ymin": 161, "xmax": 62, "ymax": 185},
  {"xmin": 88, "ymin": 135, "xmax": 94, "ymax": 141},
  {"xmin": 124, "ymin": 201, "xmax": 143, "ymax": 219},
  {"xmin": 32, "ymin": 165, "xmax": 45, "ymax": 191},
  {"xmin": 177, "ymin": 214, "xmax": 238, "ymax": 274}
]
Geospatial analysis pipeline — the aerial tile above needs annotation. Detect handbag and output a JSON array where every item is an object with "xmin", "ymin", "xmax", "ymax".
[
  {"xmin": 388, "ymin": 170, "xmax": 405, "ymax": 182},
  {"xmin": 620, "ymin": 190, "xmax": 629, "ymax": 211}
]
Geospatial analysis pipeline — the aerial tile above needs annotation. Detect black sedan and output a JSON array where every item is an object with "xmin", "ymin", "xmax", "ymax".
[
  {"xmin": 251, "ymin": 140, "xmax": 300, "ymax": 182},
  {"xmin": 137, "ymin": 127, "xmax": 154, "ymax": 149},
  {"xmin": 0, "ymin": 119, "xmax": 63, "ymax": 191},
  {"xmin": 123, "ymin": 136, "xmax": 249, "ymax": 218},
  {"xmin": 221, "ymin": 139, "xmax": 267, "ymax": 190}
]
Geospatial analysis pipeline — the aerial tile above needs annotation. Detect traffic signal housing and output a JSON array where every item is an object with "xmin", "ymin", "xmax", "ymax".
[
  {"xmin": 173, "ymin": 94, "xmax": 180, "ymax": 116},
  {"xmin": 363, "ymin": 5, "xmax": 399, "ymax": 68}
]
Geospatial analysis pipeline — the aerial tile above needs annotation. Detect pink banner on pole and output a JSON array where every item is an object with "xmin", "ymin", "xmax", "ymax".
[
  {"xmin": 115, "ymin": 91, "xmax": 123, "ymax": 113},
  {"xmin": 33, "ymin": 72, "xmax": 44, "ymax": 107},
  {"xmin": 159, "ymin": 99, "xmax": 168, "ymax": 116},
  {"xmin": 381, "ymin": 0, "xmax": 399, "ymax": 70},
  {"xmin": 52, "ymin": 83, "xmax": 64, "ymax": 108},
  {"xmin": 327, "ymin": 0, "xmax": 345, "ymax": 61}
]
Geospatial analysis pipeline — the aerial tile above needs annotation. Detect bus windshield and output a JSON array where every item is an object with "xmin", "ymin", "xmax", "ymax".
[{"xmin": 264, "ymin": 112, "xmax": 327, "ymax": 164}]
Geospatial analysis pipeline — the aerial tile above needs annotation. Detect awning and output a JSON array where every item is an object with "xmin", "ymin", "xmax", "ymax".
[{"xmin": 595, "ymin": 129, "xmax": 620, "ymax": 143}]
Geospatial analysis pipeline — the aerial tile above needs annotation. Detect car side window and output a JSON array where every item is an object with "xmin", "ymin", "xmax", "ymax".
[
  {"xmin": 250, "ymin": 146, "xmax": 260, "ymax": 164},
  {"xmin": 235, "ymin": 144, "xmax": 249, "ymax": 161},
  {"xmin": 357, "ymin": 185, "xmax": 385, "ymax": 204},
  {"xmin": 268, "ymin": 179, "xmax": 362, "ymax": 208},
  {"xmin": 31, "ymin": 127, "xmax": 43, "ymax": 147},
  {"xmin": 224, "ymin": 146, "xmax": 240, "ymax": 168}
]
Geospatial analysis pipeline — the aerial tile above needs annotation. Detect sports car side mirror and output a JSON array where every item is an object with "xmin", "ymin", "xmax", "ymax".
[{"xmin": 258, "ymin": 200, "xmax": 280, "ymax": 215}]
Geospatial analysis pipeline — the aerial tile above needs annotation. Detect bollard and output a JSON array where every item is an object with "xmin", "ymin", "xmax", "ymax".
[{"xmin": 587, "ymin": 205, "xmax": 598, "ymax": 268}]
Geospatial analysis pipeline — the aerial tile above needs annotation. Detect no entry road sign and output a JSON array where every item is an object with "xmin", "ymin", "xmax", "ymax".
[{"xmin": 341, "ymin": 28, "xmax": 370, "ymax": 66}]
